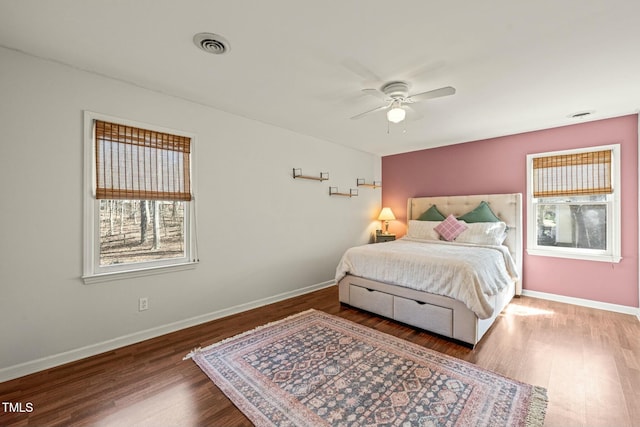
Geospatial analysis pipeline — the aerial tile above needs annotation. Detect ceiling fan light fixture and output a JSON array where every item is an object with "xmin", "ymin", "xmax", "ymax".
[{"xmin": 387, "ymin": 106, "xmax": 406, "ymax": 123}]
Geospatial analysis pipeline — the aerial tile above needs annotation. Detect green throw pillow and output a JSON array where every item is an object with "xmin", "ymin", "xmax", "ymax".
[
  {"xmin": 457, "ymin": 201, "xmax": 501, "ymax": 223},
  {"xmin": 417, "ymin": 205, "xmax": 446, "ymax": 221}
]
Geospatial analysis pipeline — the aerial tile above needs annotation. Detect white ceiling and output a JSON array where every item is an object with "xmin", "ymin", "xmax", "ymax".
[{"xmin": 1, "ymin": 0, "xmax": 639, "ymax": 156}]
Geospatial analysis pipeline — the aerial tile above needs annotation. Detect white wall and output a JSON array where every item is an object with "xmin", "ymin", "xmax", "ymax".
[{"xmin": 0, "ymin": 47, "xmax": 381, "ymax": 380}]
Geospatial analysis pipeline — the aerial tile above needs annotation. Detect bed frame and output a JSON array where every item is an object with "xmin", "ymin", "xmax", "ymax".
[{"xmin": 338, "ymin": 193, "xmax": 523, "ymax": 346}]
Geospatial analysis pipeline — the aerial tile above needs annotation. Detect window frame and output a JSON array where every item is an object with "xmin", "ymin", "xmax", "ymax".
[
  {"xmin": 526, "ymin": 143, "xmax": 621, "ymax": 263},
  {"xmin": 82, "ymin": 111, "xmax": 198, "ymax": 284}
]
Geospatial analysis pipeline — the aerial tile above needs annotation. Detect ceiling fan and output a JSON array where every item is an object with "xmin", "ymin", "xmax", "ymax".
[{"xmin": 350, "ymin": 81, "xmax": 456, "ymax": 123}]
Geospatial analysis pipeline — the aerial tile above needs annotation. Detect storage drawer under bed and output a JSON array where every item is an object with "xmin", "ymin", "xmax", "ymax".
[
  {"xmin": 393, "ymin": 296, "xmax": 453, "ymax": 337},
  {"xmin": 348, "ymin": 284, "xmax": 454, "ymax": 338},
  {"xmin": 348, "ymin": 284, "xmax": 393, "ymax": 318}
]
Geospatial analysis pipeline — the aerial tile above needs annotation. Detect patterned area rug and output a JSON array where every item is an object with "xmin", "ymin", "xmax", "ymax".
[{"xmin": 187, "ymin": 309, "xmax": 547, "ymax": 427}]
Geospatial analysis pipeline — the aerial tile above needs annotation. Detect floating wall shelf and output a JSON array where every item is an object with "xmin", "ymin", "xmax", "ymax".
[
  {"xmin": 329, "ymin": 187, "xmax": 358, "ymax": 197},
  {"xmin": 292, "ymin": 168, "xmax": 329, "ymax": 181},
  {"xmin": 357, "ymin": 178, "xmax": 382, "ymax": 189}
]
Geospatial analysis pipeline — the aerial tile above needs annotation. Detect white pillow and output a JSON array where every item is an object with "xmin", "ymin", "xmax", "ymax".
[
  {"xmin": 456, "ymin": 222, "xmax": 508, "ymax": 246},
  {"xmin": 406, "ymin": 220, "xmax": 441, "ymax": 241}
]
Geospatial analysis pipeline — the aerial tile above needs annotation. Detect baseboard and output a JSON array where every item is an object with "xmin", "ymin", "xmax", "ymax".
[
  {"xmin": 521, "ymin": 289, "xmax": 640, "ymax": 319},
  {"xmin": 0, "ymin": 280, "xmax": 334, "ymax": 383}
]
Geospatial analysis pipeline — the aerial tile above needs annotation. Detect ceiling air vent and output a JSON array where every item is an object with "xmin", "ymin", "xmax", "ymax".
[
  {"xmin": 193, "ymin": 32, "xmax": 230, "ymax": 55},
  {"xmin": 568, "ymin": 110, "xmax": 594, "ymax": 119}
]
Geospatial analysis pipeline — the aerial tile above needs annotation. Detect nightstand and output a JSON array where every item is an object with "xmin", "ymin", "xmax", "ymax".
[{"xmin": 375, "ymin": 233, "xmax": 396, "ymax": 243}]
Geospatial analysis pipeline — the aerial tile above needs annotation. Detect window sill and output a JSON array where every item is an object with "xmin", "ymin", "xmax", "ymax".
[
  {"xmin": 82, "ymin": 261, "xmax": 198, "ymax": 285},
  {"xmin": 527, "ymin": 248, "xmax": 622, "ymax": 263}
]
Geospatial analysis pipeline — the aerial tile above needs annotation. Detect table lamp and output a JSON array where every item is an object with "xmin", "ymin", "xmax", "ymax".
[{"xmin": 377, "ymin": 207, "xmax": 396, "ymax": 234}]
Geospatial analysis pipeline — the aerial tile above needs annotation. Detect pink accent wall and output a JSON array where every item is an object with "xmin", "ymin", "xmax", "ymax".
[{"xmin": 382, "ymin": 114, "xmax": 638, "ymax": 308}]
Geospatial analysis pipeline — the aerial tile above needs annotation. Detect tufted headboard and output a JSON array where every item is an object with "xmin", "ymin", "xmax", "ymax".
[{"xmin": 407, "ymin": 193, "xmax": 523, "ymax": 295}]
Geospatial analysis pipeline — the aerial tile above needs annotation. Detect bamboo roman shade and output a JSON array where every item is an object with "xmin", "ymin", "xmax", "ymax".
[
  {"xmin": 95, "ymin": 120, "xmax": 191, "ymax": 201},
  {"xmin": 532, "ymin": 149, "xmax": 612, "ymax": 198}
]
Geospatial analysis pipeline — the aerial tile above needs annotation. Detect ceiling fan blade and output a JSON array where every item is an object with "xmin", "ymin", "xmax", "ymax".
[
  {"xmin": 342, "ymin": 59, "xmax": 383, "ymax": 84},
  {"xmin": 408, "ymin": 86, "xmax": 456, "ymax": 102},
  {"xmin": 404, "ymin": 105, "xmax": 424, "ymax": 121},
  {"xmin": 350, "ymin": 104, "xmax": 390, "ymax": 120},
  {"xmin": 402, "ymin": 61, "xmax": 446, "ymax": 81},
  {"xmin": 361, "ymin": 88, "xmax": 388, "ymax": 101}
]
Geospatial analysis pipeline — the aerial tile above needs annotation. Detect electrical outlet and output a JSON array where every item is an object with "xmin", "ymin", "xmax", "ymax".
[{"xmin": 138, "ymin": 297, "xmax": 149, "ymax": 311}]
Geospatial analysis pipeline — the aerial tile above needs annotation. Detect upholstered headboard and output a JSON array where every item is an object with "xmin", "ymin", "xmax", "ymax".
[{"xmin": 407, "ymin": 193, "xmax": 523, "ymax": 295}]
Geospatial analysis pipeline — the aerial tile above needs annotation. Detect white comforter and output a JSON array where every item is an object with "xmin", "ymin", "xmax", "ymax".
[{"xmin": 335, "ymin": 237, "xmax": 519, "ymax": 319}]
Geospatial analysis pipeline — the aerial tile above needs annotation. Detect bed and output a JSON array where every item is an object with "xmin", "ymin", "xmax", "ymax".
[{"xmin": 336, "ymin": 193, "xmax": 523, "ymax": 346}]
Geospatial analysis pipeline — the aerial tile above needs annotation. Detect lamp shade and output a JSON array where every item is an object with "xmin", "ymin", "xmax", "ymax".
[{"xmin": 377, "ymin": 207, "xmax": 396, "ymax": 221}]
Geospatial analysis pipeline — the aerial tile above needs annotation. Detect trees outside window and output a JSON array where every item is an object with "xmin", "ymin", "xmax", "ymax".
[
  {"xmin": 83, "ymin": 112, "xmax": 197, "ymax": 283},
  {"xmin": 526, "ymin": 144, "xmax": 621, "ymax": 263}
]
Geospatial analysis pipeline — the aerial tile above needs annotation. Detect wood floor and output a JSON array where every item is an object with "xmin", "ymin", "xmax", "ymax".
[{"xmin": 1, "ymin": 286, "xmax": 639, "ymax": 427}]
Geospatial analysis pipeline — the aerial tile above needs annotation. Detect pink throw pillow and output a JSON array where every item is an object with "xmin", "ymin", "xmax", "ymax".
[{"xmin": 434, "ymin": 214, "xmax": 468, "ymax": 241}]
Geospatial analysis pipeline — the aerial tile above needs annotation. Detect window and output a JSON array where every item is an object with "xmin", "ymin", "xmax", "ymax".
[
  {"xmin": 83, "ymin": 112, "xmax": 197, "ymax": 283},
  {"xmin": 526, "ymin": 144, "xmax": 621, "ymax": 263}
]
